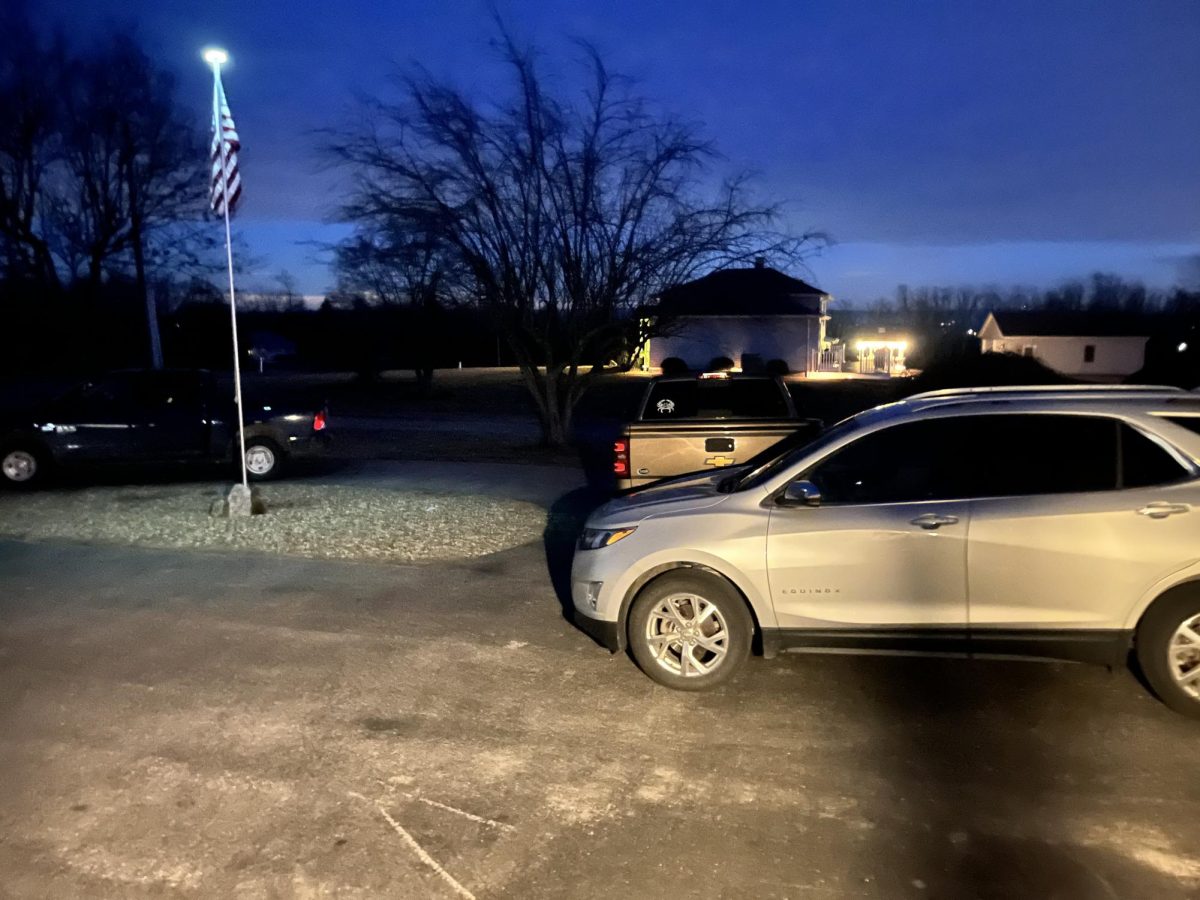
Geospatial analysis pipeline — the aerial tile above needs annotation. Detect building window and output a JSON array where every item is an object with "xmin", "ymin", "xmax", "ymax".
[
  {"xmin": 1023, "ymin": 346, "xmax": 1035, "ymax": 357},
  {"xmin": 1083, "ymin": 344, "xmax": 1096, "ymax": 363}
]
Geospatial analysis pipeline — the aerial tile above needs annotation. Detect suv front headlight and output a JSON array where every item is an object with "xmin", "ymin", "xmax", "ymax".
[{"xmin": 577, "ymin": 526, "xmax": 638, "ymax": 551}]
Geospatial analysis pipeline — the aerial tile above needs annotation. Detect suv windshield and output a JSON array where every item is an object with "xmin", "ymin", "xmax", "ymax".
[{"xmin": 725, "ymin": 409, "xmax": 880, "ymax": 492}]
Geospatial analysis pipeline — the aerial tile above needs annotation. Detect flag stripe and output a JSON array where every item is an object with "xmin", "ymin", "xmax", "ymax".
[{"xmin": 210, "ymin": 77, "xmax": 242, "ymax": 217}]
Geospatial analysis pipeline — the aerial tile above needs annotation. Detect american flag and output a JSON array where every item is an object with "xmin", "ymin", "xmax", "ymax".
[{"xmin": 210, "ymin": 76, "xmax": 242, "ymax": 217}]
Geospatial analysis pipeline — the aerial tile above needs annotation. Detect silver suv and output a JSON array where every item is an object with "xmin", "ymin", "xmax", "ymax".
[{"xmin": 571, "ymin": 385, "xmax": 1200, "ymax": 716}]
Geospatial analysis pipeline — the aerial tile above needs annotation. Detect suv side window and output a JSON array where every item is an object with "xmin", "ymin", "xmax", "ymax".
[
  {"xmin": 803, "ymin": 419, "xmax": 965, "ymax": 505},
  {"xmin": 962, "ymin": 414, "xmax": 1118, "ymax": 497},
  {"xmin": 1120, "ymin": 424, "xmax": 1190, "ymax": 488}
]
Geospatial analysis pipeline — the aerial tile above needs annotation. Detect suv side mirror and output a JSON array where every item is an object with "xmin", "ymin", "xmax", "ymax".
[{"xmin": 778, "ymin": 480, "xmax": 821, "ymax": 508}]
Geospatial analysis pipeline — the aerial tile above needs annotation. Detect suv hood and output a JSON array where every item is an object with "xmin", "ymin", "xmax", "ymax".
[{"xmin": 596, "ymin": 470, "xmax": 731, "ymax": 523}]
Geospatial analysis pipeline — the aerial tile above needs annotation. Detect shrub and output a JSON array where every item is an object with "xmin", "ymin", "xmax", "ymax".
[
  {"xmin": 707, "ymin": 355, "xmax": 735, "ymax": 372},
  {"xmin": 740, "ymin": 353, "xmax": 765, "ymax": 374},
  {"xmin": 660, "ymin": 357, "xmax": 690, "ymax": 376},
  {"xmin": 765, "ymin": 358, "xmax": 790, "ymax": 376},
  {"xmin": 907, "ymin": 349, "xmax": 1071, "ymax": 394}
]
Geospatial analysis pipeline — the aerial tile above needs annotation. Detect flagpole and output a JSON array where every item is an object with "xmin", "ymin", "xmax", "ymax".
[{"xmin": 208, "ymin": 55, "xmax": 249, "ymax": 491}]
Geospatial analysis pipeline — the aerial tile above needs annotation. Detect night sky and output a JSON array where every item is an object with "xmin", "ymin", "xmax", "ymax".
[{"xmin": 39, "ymin": 0, "xmax": 1200, "ymax": 303}]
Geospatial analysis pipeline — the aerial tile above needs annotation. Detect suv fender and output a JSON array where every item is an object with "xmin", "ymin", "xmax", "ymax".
[
  {"xmin": 617, "ymin": 556, "xmax": 772, "ymax": 653},
  {"xmin": 1124, "ymin": 565, "xmax": 1200, "ymax": 631}
]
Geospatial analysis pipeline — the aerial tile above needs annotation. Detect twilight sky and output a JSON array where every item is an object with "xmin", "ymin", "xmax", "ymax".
[{"xmin": 40, "ymin": 0, "xmax": 1200, "ymax": 303}]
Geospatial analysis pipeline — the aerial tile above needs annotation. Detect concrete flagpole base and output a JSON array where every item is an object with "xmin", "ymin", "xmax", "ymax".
[{"xmin": 210, "ymin": 484, "xmax": 266, "ymax": 518}]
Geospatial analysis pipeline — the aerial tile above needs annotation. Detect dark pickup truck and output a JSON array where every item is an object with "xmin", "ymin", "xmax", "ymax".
[
  {"xmin": 613, "ymin": 373, "xmax": 822, "ymax": 490},
  {"xmin": 0, "ymin": 369, "xmax": 328, "ymax": 488}
]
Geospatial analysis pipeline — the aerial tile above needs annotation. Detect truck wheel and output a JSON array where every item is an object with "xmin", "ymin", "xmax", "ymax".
[
  {"xmin": 1137, "ymin": 588, "xmax": 1200, "ymax": 719},
  {"xmin": 2, "ymin": 445, "xmax": 47, "ymax": 489},
  {"xmin": 243, "ymin": 438, "xmax": 283, "ymax": 481},
  {"xmin": 628, "ymin": 572, "xmax": 753, "ymax": 691}
]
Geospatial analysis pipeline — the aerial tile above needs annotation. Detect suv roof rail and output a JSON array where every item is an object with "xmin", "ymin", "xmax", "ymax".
[{"xmin": 906, "ymin": 384, "xmax": 1186, "ymax": 402}]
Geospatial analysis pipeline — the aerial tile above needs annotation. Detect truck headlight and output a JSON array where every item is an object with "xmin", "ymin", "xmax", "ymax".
[{"xmin": 578, "ymin": 527, "xmax": 637, "ymax": 551}]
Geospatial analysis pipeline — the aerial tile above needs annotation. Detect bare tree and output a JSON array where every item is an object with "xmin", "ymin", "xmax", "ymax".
[
  {"xmin": 334, "ymin": 224, "xmax": 460, "ymax": 390},
  {"xmin": 0, "ymin": 10, "xmax": 63, "ymax": 289},
  {"xmin": 329, "ymin": 32, "xmax": 820, "ymax": 445},
  {"xmin": 115, "ymin": 36, "xmax": 208, "ymax": 368},
  {"xmin": 45, "ymin": 33, "xmax": 207, "ymax": 367},
  {"xmin": 275, "ymin": 269, "xmax": 300, "ymax": 307}
]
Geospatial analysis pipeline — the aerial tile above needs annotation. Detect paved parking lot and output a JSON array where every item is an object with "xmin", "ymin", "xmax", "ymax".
[{"xmin": 1, "ymin": 530, "xmax": 1198, "ymax": 899}]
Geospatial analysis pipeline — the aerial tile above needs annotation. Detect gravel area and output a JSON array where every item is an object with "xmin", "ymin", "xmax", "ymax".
[{"xmin": 0, "ymin": 483, "xmax": 548, "ymax": 563}]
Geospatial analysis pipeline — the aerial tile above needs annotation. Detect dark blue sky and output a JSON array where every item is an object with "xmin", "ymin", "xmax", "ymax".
[{"xmin": 43, "ymin": 0, "xmax": 1200, "ymax": 302}]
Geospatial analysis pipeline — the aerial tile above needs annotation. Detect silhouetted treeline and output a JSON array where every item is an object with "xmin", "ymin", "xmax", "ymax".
[
  {"xmin": 829, "ymin": 273, "xmax": 1200, "ymax": 387},
  {"xmin": 167, "ymin": 297, "xmax": 509, "ymax": 376},
  {"xmin": 834, "ymin": 272, "xmax": 1200, "ymax": 335}
]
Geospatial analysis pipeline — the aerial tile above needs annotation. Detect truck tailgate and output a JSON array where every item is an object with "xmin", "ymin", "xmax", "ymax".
[{"xmin": 625, "ymin": 421, "xmax": 806, "ymax": 481}]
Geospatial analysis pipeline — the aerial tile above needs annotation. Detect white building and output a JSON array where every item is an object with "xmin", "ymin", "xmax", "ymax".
[
  {"xmin": 648, "ymin": 261, "xmax": 831, "ymax": 374},
  {"xmin": 979, "ymin": 311, "xmax": 1150, "ymax": 380}
]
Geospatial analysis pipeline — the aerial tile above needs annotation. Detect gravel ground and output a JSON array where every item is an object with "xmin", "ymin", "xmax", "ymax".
[{"xmin": 0, "ymin": 483, "xmax": 548, "ymax": 563}]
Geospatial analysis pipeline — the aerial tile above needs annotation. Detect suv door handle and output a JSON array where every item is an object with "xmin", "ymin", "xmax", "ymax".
[
  {"xmin": 1137, "ymin": 502, "xmax": 1190, "ymax": 519},
  {"xmin": 910, "ymin": 513, "xmax": 959, "ymax": 530}
]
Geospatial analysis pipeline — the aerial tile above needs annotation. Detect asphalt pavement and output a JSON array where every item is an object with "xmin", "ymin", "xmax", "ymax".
[{"xmin": 1, "ymin": 521, "xmax": 1199, "ymax": 898}]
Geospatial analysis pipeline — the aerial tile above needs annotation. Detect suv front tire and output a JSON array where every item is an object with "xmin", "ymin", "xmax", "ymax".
[
  {"xmin": 1137, "ymin": 587, "xmax": 1200, "ymax": 719},
  {"xmin": 628, "ymin": 572, "xmax": 753, "ymax": 691}
]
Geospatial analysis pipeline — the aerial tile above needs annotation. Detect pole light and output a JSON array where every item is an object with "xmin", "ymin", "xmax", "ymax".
[{"xmin": 202, "ymin": 45, "xmax": 251, "ymax": 499}]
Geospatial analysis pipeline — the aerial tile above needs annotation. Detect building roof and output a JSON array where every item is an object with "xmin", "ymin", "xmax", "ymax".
[
  {"xmin": 983, "ymin": 310, "xmax": 1154, "ymax": 338},
  {"xmin": 656, "ymin": 265, "xmax": 828, "ymax": 317}
]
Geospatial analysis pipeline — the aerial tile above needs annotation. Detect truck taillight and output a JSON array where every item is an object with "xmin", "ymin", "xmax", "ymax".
[
  {"xmin": 313, "ymin": 410, "xmax": 327, "ymax": 431},
  {"xmin": 613, "ymin": 439, "xmax": 628, "ymax": 475}
]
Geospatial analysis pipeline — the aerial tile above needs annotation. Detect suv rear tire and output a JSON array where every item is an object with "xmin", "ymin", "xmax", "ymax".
[
  {"xmin": 628, "ymin": 572, "xmax": 753, "ymax": 691},
  {"xmin": 1136, "ymin": 588, "xmax": 1200, "ymax": 719}
]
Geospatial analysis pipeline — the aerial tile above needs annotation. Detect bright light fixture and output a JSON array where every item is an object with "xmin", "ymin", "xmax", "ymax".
[
  {"xmin": 202, "ymin": 47, "xmax": 228, "ymax": 66},
  {"xmin": 1178, "ymin": 342, "xmax": 1188, "ymax": 353}
]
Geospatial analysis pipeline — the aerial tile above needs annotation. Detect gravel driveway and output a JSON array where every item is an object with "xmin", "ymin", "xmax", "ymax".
[{"xmin": 0, "ymin": 482, "xmax": 548, "ymax": 564}]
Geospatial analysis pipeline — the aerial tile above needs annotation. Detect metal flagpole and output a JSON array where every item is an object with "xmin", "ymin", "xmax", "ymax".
[{"xmin": 209, "ymin": 57, "xmax": 249, "ymax": 491}]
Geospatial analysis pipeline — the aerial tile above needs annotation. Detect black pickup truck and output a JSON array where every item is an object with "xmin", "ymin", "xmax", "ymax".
[{"xmin": 0, "ymin": 369, "xmax": 328, "ymax": 488}]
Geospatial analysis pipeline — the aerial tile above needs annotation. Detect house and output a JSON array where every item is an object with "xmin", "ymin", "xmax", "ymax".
[
  {"xmin": 648, "ymin": 259, "xmax": 832, "ymax": 373},
  {"xmin": 978, "ymin": 310, "xmax": 1151, "ymax": 380}
]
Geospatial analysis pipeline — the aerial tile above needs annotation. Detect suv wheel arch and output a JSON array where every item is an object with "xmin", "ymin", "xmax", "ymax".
[{"xmin": 620, "ymin": 563, "xmax": 763, "ymax": 655}]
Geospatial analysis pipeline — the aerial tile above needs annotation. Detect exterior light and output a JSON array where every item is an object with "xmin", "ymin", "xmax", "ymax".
[
  {"xmin": 202, "ymin": 47, "xmax": 228, "ymax": 66},
  {"xmin": 1178, "ymin": 342, "xmax": 1188, "ymax": 353}
]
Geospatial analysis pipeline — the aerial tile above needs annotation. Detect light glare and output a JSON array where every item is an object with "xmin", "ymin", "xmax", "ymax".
[{"xmin": 202, "ymin": 47, "xmax": 228, "ymax": 66}]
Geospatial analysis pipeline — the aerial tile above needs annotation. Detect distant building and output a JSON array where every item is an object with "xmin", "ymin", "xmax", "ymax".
[
  {"xmin": 979, "ymin": 310, "xmax": 1151, "ymax": 380},
  {"xmin": 648, "ymin": 260, "xmax": 833, "ymax": 373},
  {"xmin": 852, "ymin": 328, "xmax": 910, "ymax": 375}
]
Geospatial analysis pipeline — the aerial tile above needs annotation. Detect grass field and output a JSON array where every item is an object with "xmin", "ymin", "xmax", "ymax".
[{"xmin": 1, "ymin": 366, "xmax": 911, "ymax": 471}]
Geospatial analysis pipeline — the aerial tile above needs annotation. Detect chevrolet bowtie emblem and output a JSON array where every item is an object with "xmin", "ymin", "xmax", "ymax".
[{"xmin": 705, "ymin": 455, "xmax": 736, "ymax": 467}]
